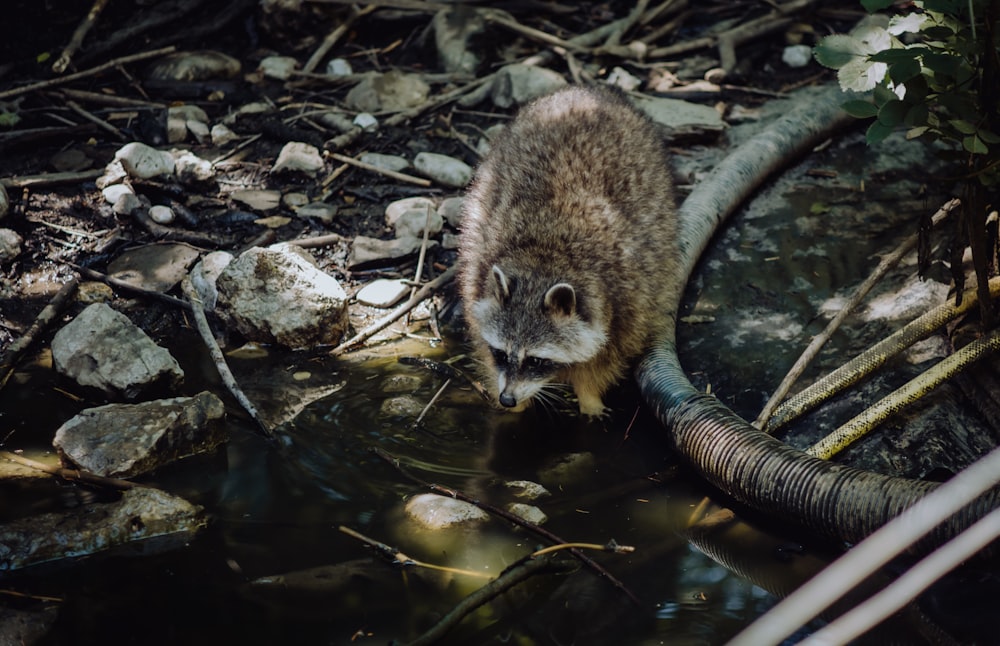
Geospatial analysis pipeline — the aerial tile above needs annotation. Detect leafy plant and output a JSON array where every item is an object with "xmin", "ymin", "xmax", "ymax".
[{"xmin": 814, "ymin": 0, "xmax": 1000, "ymax": 325}]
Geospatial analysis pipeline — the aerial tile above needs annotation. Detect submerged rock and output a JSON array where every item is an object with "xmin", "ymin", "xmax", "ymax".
[
  {"xmin": 51, "ymin": 303, "xmax": 184, "ymax": 400},
  {"xmin": 404, "ymin": 493, "xmax": 489, "ymax": 529},
  {"xmin": 215, "ymin": 243, "xmax": 349, "ymax": 349},
  {"xmin": 0, "ymin": 487, "xmax": 206, "ymax": 571},
  {"xmin": 53, "ymin": 391, "xmax": 226, "ymax": 478}
]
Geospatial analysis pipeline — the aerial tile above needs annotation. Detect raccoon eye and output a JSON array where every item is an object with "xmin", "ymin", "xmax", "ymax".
[
  {"xmin": 524, "ymin": 356, "xmax": 555, "ymax": 372},
  {"xmin": 490, "ymin": 347, "xmax": 508, "ymax": 364}
]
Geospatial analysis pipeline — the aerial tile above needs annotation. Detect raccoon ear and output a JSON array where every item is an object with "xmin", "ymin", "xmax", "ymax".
[
  {"xmin": 490, "ymin": 265, "xmax": 511, "ymax": 301},
  {"xmin": 544, "ymin": 283, "xmax": 576, "ymax": 317}
]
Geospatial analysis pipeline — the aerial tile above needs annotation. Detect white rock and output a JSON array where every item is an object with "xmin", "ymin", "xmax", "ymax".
[
  {"xmin": 283, "ymin": 192, "xmax": 309, "ymax": 209},
  {"xmin": 186, "ymin": 119, "xmax": 211, "ymax": 144},
  {"xmin": 272, "ymin": 142, "xmax": 325, "ymax": 176},
  {"xmin": 111, "ymin": 191, "xmax": 143, "ymax": 216},
  {"xmin": 259, "ymin": 55, "xmax": 299, "ymax": 80},
  {"xmin": 168, "ymin": 105, "xmax": 210, "ymax": 123},
  {"xmin": 782, "ymin": 44, "xmax": 814, "ymax": 68},
  {"xmin": 96, "ymin": 160, "xmax": 128, "ymax": 189},
  {"xmin": 504, "ymin": 480, "xmax": 551, "ymax": 500},
  {"xmin": 189, "ymin": 250, "xmax": 233, "ymax": 311},
  {"xmin": 51, "ymin": 302, "xmax": 184, "ymax": 400},
  {"xmin": 385, "ymin": 196, "xmax": 436, "ymax": 226},
  {"xmin": 102, "ymin": 183, "xmax": 135, "ymax": 206},
  {"xmin": 173, "ymin": 151, "xmax": 214, "ymax": 184},
  {"xmin": 149, "ymin": 205, "xmax": 175, "ymax": 224},
  {"xmin": 394, "ymin": 208, "xmax": 443, "ymax": 239},
  {"xmin": 404, "ymin": 493, "xmax": 489, "ymax": 529},
  {"xmin": 606, "ymin": 66, "xmax": 642, "ymax": 91},
  {"xmin": 356, "ymin": 278, "xmax": 409, "ymax": 308},
  {"xmin": 353, "ymin": 113, "xmax": 378, "ymax": 132},
  {"xmin": 438, "ymin": 196, "xmax": 464, "ymax": 228},
  {"xmin": 210, "ymin": 123, "xmax": 239, "ymax": 145},
  {"xmin": 114, "ymin": 142, "xmax": 176, "ymax": 179},
  {"xmin": 629, "ymin": 94, "xmax": 726, "ymax": 135},
  {"xmin": 345, "ymin": 70, "xmax": 430, "ymax": 112},
  {"xmin": 413, "ymin": 152, "xmax": 472, "ymax": 188},
  {"xmin": 167, "ymin": 117, "xmax": 188, "ymax": 143},
  {"xmin": 215, "ymin": 243, "xmax": 350, "ymax": 349},
  {"xmin": 295, "ymin": 202, "xmax": 338, "ymax": 224},
  {"xmin": 359, "ymin": 152, "xmax": 410, "ymax": 173},
  {"xmin": 318, "ymin": 112, "xmax": 357, "ymax": 133},
  {"xmin": 0, "ymin": 228, "xmax": 23, "ymax": 265},
  {"xmin": 231, "ymin": 189, "xmax": 282, "ymax": 211},
  {"xmin": 489, "ymin": 64, "xmax": 567, "ymax": 108},
  {"xmin": 326, "ymin": 57, "xmax": 352, "ymax": 76},
  {"xmin": 506, "ymin": 503, "xmax": 547, "ymax": 525}
]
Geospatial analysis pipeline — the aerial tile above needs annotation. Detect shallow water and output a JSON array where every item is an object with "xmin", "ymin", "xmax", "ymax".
[{"xmin": 1, "ymin": 130, "xmax": 988, "ymax": 645}]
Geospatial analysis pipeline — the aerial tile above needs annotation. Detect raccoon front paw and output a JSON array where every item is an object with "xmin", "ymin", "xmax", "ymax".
[{"xmin": 577, "ymin": 394, "xmax": 609, "ymax": 418}]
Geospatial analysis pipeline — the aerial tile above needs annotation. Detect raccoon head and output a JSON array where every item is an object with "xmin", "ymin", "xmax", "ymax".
[{"xmin": 472, "ymin": 265, "xmax": 607, "ymax": 410}]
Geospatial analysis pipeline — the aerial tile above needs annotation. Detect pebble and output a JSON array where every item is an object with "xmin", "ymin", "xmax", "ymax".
[
  {"xmin": 211, "ymin": 124, "xmax": 239, "ymax": 145},
  {"xmin": 319, "ymin": 112, "xmax": 357, "ymax": 133},
  {"xmin": 173, "ymin": 151, "xmax": 214, "ymax": 185},
  {"xmin": 188, "ymin": 250, "xmax": 233, "ymax": 311},
  {"xmin": 149, "ymin": 205, "xmax": 175, "ymax": 225},
  {"xmin": 345, "ymin": 70, "xmax": 430, "ymax": 112},
  {"xmin": 504, "ymin": 480, "xmax": 551, "ymax": 500},
  {"xmin": 506, "ymin": 503, "xmax": 547, "ymax": 525},
  {"xmin": 231, "ymin": 189, "xmax": 282, "ymax": 211},
  {"xmin": 782, "ymin": 44, "xmax": 814, "ymax": 68},
  {"xmin": 0, "ymin": 228, "xmax": 23, "ymax": 265},
  {"xmin": 385, "ymin": 196, "xmax": 436, "ymax": 226},
  {"xmin": 438, "ymin": 196, "xmax": 464, "ymax": 228},
  {"xmin": 413, "ymin": 152, "xmax": 472, "ymax": 188},
  {"xmin": 353, "ymin": 113, "xmax": 378, "ymax": 132},
  {"xmin": 114, "ymin": 142, "xmax": 176, "ymax": 179},
  {"xmin": 102, "ymin": 183, "xmax": 135, "ymax": 207},
  {"xmin": 282, "ymin": 192, "xmax": 309, "ymax": 209},
  {"xmin": 489, "ymin": 63, "xmax": 567, "ymax": 108},
  {"xmin": 295, "ymin": 202, "xmax": 338, "ymax": 224},
  {"xmin": 272, "ymin": 142, "xmax": 325, "ymax": 176},
  {"xmin": 394, "ymin": 208, "xmax": 443, "ymax": 239},
  {"xmin": 326, "ymin": 58, "xmax": 352, "ymax": 76},
  {"xmin": 348, "ymin": 235, "xmax": 435, "ymax": 268},
  {"xmin": 359, "ymin": 152, "xmax": 410, "ymax": 173},
  {"xmin": 356, "ymin": 278, "xmax": 409, "ymax": 308},
  {"xmin": 606, "ymin": 66, "xmax": 642, "ymax": 91},
  {"xmin": 146, "ymin": 50, "xmax": 241, "ymax": 82},
  {"xmin": 258, "ymin": 55, "xmax": 299, "ymax": 80}
]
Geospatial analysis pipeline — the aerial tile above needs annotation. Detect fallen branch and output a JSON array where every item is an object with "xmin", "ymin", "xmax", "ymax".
[
  {"xmin": 329, "ymin": 265, "xmax": 456, "ymax": 355},
  {"xmin": 338, "ymin": 525, "xmax": 491, "ymax": 578},
  {"xmin": 52, "ymin": 0, "xmax": 111, "ymax": 74},
  {"xmin": 0, "ymin": 450, "xmax": 144, "ymax": 491},
  {"xmin": 1, "ymin": 170, "xmax": 103, "ymax": 189},
  {"xmin": 180, "ymin": 277, "xmax": 274, "ymax": 440},
  {"xmin": 0, "ymin": 277, "xmax": 79, "ymax": 390}
]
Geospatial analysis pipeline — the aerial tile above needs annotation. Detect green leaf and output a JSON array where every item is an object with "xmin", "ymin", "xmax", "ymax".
[
  {"xmin": 888, "ymin": 57, "xmax": 922, "ymax": 84},
  {"xmin": 861, "ymin": 0, "xmax": 896, "ymax": 11},
  {"xmin": 904, "ymin": 102, "xmax": 929, "ymax": 126},
  {"xmin": 813, "ymin": 35, "xmax": 865, "ymax": 69},
  {"xmin": 906, "ymin": 126, "xmax": 930, "ymax": 139},
  {"xmin": 979, "ymin": 129, "xmax": 1000, "ymax": 144},
  {"xmin": 878, "ymin": 99, "xmax": 909, "ymax": 126},
  {"xmin": 963, "ymin": 134, "xmax": 988, "ymax": 154},
  {"xmin": 922, "ymin": 0, "xmax": 962, "ymax": 14},
  {"xmin": 949, "ymin": 119, "xmax": 978, "ymax": 134},
  {"xmin": 866, "ymin": 119, "xmax": 895, "ymax": 145},
  {"xmin": 922, "ymin": 26, "xmax": 957, "ymax": 40},
  {"xmin": 841, "ymin": 99, "xmax": 879, "ymax": 118},
  {"xmin": 922, "ymin": 52, "xmax": 962, "ymax": 77},
  {"xmin": 868, "ymin": 48, "xmax": 922, "ymax": 64},
  {"xmin": 873, "ymin": 83, "xmax": 899, "ymax": 106},
  {"xmin": 810, "ymin": 202, "xmax": 831, "ymax": 215}
]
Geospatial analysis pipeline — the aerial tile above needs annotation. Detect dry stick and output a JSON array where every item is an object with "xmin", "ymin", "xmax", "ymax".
[
  {"xmin": 0, "ymin": 450, "xmax": 143, "ymax": 490},
  {"xmin": 329, "ymin": 266, "xmax": 456, "ymax": 355},
  {"xmin": 484, "ymin": 12, "xmax": 590, "ymax": 52},
  {"xmin": 754, "ymin": 198, "xmax": 959, "ymax": 429},
  {"xmin": 57, "ymin": 87, "xmax": 165, "ymax": 108},
  {"xmin": 288, "ymin": 232, "xmax": 348, "ymax": 249},
  {"xmin": 409, "ymin": 205, "xmax": 433, "ymax": 302},
  {"xmin": 1, "ymin": 170, "xmax": 103, "ymax": 189},
  {"xmin": 0, "ymin": 277, "xmax": 79, "ymax": 390},
  {"xmin": 52, "ymin": 0, "xmax": 112, "ymax": 73},
  {"xmin": 372, "ymin": 447, "xmax": 643, "ymax": 608},
  {"xmin": 339, "ymin": 525, "xmax": 491, "ymax": 578},
  {"xmin": 412, "ymin": 378, "xmax": 450, "ymax": 427},
  {"xmin": 65, "ymin": 99, "xmax": 126, "ymax": 141},
  {"xmin": 0, "ymin": 46, "xmax": 176, "ymax": 101},
  {"xmin": 68, "ymin": 263, "xmax": 192, "ymax": 311},
  {"xmin": 327, "ymin": 152, "xmax": 431, "ymax": 187},
  {"xmin": 302, "ymin": 4, "xmax": 377, "ymax": 74},
  {"xmin": 180, "ymin": 277, "xmax": 273, "ymax": 440},
  {"xmin": 402, "ymin": 554, "xmax": 577, "ymax": 646}
]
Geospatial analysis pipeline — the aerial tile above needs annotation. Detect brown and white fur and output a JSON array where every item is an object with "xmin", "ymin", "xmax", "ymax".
[{"xmin": 458, "ymin": 85, "xmax": 681, "ymax": 417}]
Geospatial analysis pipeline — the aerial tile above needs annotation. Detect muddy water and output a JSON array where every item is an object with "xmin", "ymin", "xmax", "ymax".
[{"xmin": 0, "ymin": 131, "xmax": 974, "ymax": 645}]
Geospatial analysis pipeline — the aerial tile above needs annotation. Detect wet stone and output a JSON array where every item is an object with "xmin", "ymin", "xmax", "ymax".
[
  {"xmin": 404, "ymin": 493, "xmax": 489, "ymax": 529},
  {"xmin": 394, "ymin": 208, "xmax": 443, "ymax": 239},
  {"xmin": 506, "ymin": 503, "xmax": 547, "ymax": 525},
  {"xmin": 379, "ymin": 395, "xmax": 424, "ymax": 418},
  {"xmin": 380, "ymin": 373, "xmax": 424, "ymax": 394}
]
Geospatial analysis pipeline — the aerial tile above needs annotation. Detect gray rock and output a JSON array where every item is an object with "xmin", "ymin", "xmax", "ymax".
[
  {"xmin": 103, "ymin": 183, "xmax": 136, "ymax": 208},
  {"xmin": 149, "ymin": 205, "xmax": 175, "ymax": 224},
  {"xmin": 231, "ymin": 189, "xmax": 281, "ymax": 211},
  {"xmin": 0, "ymin": 486, "xmax": 205, "ymax": 571},
  {"xmin": 359, "ymin": 152, "xmax": 410, "ymax": 173},
  {"xmin": 353, "ymin": 113, "xmax": 378, "ymax": 131},
  {"xmin": 173, "ymin": 150, "xmax": 215, "ymax": 184},
  {"xmin": 146, "ymin": 50, "xmax": 242, "ymax": 82},
  {"xmin": 0, "ymin": 183, "xmax": 8, "ymax": 220},
  {"xmin": 0, "ymin": 228, "xmax": 22, "ymax": 265},
  {"xmin": 115, "ymin": 142, "xmax": 176, "ymax": 179},
  {"xmin": 413, "ymin": 152, "xmax": 472, "ymax": 188},
  {"xmin": 489, "ymin": 63, "xmax": 567, "ymax": 108},
  {"xmin": 188, "ymin": 250, "xmax": 233, "ymax": 311},
  {"xmin": 438, "ymin": 196, "xmax": 464, "ymax": 228},
  {"xmin": 629, "ymin": 94, "xmax": 727, "ymax": 137},
  {"xmin": 441, "ymin": 232, "xmax": 460, "ymax": 250},
  {"xmin": 344, "ymin": 70, "xmax": 430, "ymax": 112},
  {"xmin": 53, "ymin": 391, "xmax": 226, "ymax": 478},
  {"xmin": 432, "ymin": 7, "xmax": 488, "ymax": 74},
  {"xmin": 349, "ymin": 235, "xmax": 435, "ymax": 268},
  {"xmin": 295, "ymin": 202, "xmax": 338, "ymax": 224},
  {"xmin": 211, "ymin": 123, "xmax": 239, "ymax": 145},
  {"xmin": 326, "ymin": 57, "xmax": 352, "ymax": 76},
  {"xmin": 404, "ymin": 493, "xmax": 489, "ymax": 529},
  {"xmin": 506, "ymin": 503, "xmax": 547, "ymax": 525},
  {"xmin": 272, "ymin": 142, "xmax": 325, "ymax": 176},
  {"xmin": 503, "ymin": 479, "xmax": 550, "ymax": 500},
  {"xmin": 215, "ymin": 243, "xmax": 349, "ymax": 349},
  {"xmin": 394, "ymin": 208, "xmax": 443, "ymax": 239},
  {"xmin": 96, "ymin": 159, "xmax": 128, "ymax": 189},
  {"xmin": 258, "ymin": 55, "xmax": 298, "ymax": 80},
  {"xmin": 51, "ymin": 303, "xmax": 184, "ymax": 400},
  {"xmin": 385, "ymin": 196, "xmax": 436, "ymax": 226},
  {"xmin": 379, "ymin": 395, "xmax": 424, "ymax": 418},
  {"xmin": 356, "ymin": 278, "xmax": 409, "ymax": 308},
  {"xmin": 318, "ymin": 112, "xmax": 357, "ymax": 133}
]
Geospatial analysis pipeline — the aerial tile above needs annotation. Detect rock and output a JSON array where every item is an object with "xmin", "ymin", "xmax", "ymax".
[
  {"xmin": 149, "ymin": 205, "xmax": 175, "ymax": 224},
  {"xmin": 349, "ymin": 235, "xmax": 435, "ymax": 269},
  {"xmin": 295, "ymin": 202, "xmax": 338, "ymax": 224},
  {"xmin": 169, "ymin": 104, "xmax": 210, "ymax": 123},
  {"xmin": 0, "ymin": 183, "xmax": 8, "ymax": 220},
  {"xmin": 51, "ymin": 303, "xmax": 184, "ymax": 400},
  {"xmin": 173, "ymin": 150, "xmax": 215, "ymax": 185},
  {"xmin": 283, "ymin": 192, "xmax": 309, "ymax": 209},
  {"xmin": 783, "ymin": 44, "xmax": 814, "ymax": 68},
  {"xmin": 379, "ymin": 395, "xmax": 424, "ymax": 418},
  {"xmin": 475, "ymin": 123, "xmax": 505, "ymax": 156},
  {"xmin": 103, "ymin": 183, "xmax": 135, "ymax": 207},
  {"xmin": 231, "ymin": 188, "xmax": 282, "ymax": 211},
  {"xmin": 606, "ymin": 66, "xmax": 642, "ymax": 91},
  {"xmin": 258, "ymin": 55, "xmax": 299, "ymax": 80},
  {"xmin": 96, "ymin": 159, "xmax": 128, "ymax": 189},
  {"xmin": 356, "ymin": 278, "xmax": 409, "ymax": 308},
  {"xmin": 188, "ymin": 250, "xmax": 233, "ymax": 311},
  {"xmin": 53, "ymin": 391, "xmax": 226, "ymax": 478},
  {"xmin": 272, "ymin": 142, "xmax": 325, "ymax": 176},
  {"xmin": 186, "ymin": 119, "xmax": 211, "ymax": 144},
  {"xmin": 344, "ymin": 70, "xmax": 430, "ymax": 112},
  {"xmin": 318, "ymin": 112, "xmax": 357, "ymax": 133},
  {"xmin": 381, "ymin": 373, "xmax": 424, "ymax": 393},
  {"xmin": 167, "ymin": 105, "xmax": 211, "ymax": 144},
  {"xmin": 107, "ymin": 243, "xmax": 201, "ymax": 292},
  {"xmin": 489, "ymin": 63, "xmax": 567, "ymax": 108},
  {"xmin": 629, "ymin": 94, "xmax": 727, "ymax": 138},
  {"xmin": 0, "ymin": 229, "xmax": 23, "ymax": 265},
  {"xmin": 211, "ymin": 123, "xmax": 239, "ymax": 145},
  {"xmin": 404, "ymin": 493, "xmax": 489, "ymax": 529},
  {"xmin": 0, "ymin": 487, "xmax": 206, "ymax": 571},
  {"xmin": 353, "ymin": 113, "xmax": 378, "ymax": 131},
  {"xmin": 385, "ymin": 196, "xmax": 436, "ymax": 226},
  {"xmin": 503, "ymin": 479, "xmax": 550, "ymax": 500},
  {"xmin": 441, "ymin": 232, "xmax": 460, "ymax": 249},
  {"xmin": 863, "ymin": 274, "xmax": 951, "ymax": 323},
  {"xmin": 146, "ymin": 50, "xmax": 242, "ymax": 82},
  {"xmin": 413, "ymin": 152, "xmax": 472, "ymax": 188},
  {"xmin": 50, "ymin": 148, "xmax": 92, "ymax": 172},
  {"xmin": 114, "ymin": 142, "xmax": 176, "ymax": 179},
  {"xmin": 438, "ymin": 196, "xmax": 464, "ymax": 228},
  {"xmin": 215, "ymin": 243, "xmax": 349, "ymax": 349},
  {"xmin": 394, "ymin": 207, "xmax": 443, "ymax": 239},
  {"xmin": 506, "ymin": 503, "xmax": 547, "ymax": 525},
  {"xmin": 112, "ymin": 191, "xmax": 144, "ymax": 216},
  {"xmin": 326, "ymin": 57, "xmax": 352, "ymax": 76},
  {"xmin": 432, "ymin": 7, "xmax": 488, "ymax": 74},
  {"xmin": 359, "ymin": 152, "xmax": 410, "ymax": 173}
]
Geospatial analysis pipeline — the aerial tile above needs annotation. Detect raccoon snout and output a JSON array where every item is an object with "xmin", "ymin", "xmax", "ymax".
[{"xmin": 499, "ymin": 391, "xmax": 519, "ymax": 408}]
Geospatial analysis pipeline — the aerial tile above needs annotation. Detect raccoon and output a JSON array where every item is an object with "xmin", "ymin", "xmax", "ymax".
[{"xmin": 458, "ymin": 85, "xmax": 680, "ymax": 417}]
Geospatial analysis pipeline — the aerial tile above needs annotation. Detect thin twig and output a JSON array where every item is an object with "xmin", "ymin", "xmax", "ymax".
[
  {"xmin": 1, "ymin": 170, "xmax": 103, "ymax": 189},
  {"xmin": 339, "ymin": 525, "xmax": 491, "ymax": 578},
  {"xmin": 303, "ymin": 4, "xmax": 377, "ymax": 74},
  {"xmin": 0, "ymin": 277, "xmax": 79, "ymax": 390},
  {"xmin": 52, "ymin": 0, "xmax": 112, "ymax": 73},
  {"xmin": 0, "ymin": 46, "xmax": 176, "ymax": 101},
  {"xmin": 0, "ymin": 450, "xmax": 144, "ymax": 490},
  {"xmin": 65, "ymin": 99, "xmax": 126, "ymax": 141},
  {"xmin": 327, "ymin": 152, "xmax": 431, "ymax": 187},
  {"xmin": 68, "ymin": 263, "xmax": 193, "ymax": 311},
  {"xmin": 180, "ymin": 277, "xmax": 273, "ymax": 440},
  {"xmin": 413, "ymin": 378, "xmax": 450, "ymax": 427}
]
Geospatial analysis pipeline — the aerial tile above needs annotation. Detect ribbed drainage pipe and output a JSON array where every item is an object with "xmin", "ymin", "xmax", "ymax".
[{"xmin": 636, "ymin": 84, "xmax": 1000, "ymax": 552}]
